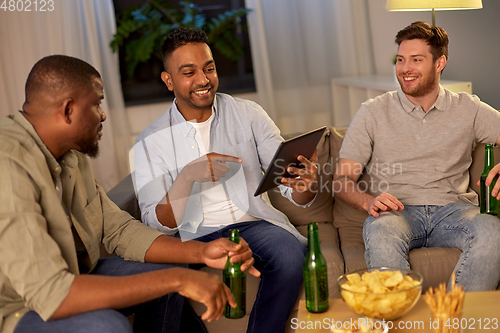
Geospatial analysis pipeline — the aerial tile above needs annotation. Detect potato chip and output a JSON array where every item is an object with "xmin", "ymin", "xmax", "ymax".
[{"xmin": 383, "ymin": 270, "xmax": 403, "ymax": 287}]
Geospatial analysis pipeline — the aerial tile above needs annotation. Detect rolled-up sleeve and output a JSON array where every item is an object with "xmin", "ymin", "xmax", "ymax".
[
  {"xmin": 0, "ymin": 158, "xmax": 74, "ymax": 321},
  {"xmin": 98, "ymin": 183, "xmax": 163, "ymax": 262}
]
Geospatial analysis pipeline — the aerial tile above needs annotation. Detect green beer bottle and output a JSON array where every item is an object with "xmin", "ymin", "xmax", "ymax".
[
  {"xmin": 303, "ymin": 222, "xmax": 329, "ymax": 313},
  {"xmin": 480, "ymin": 144, "xmax": 499, "ymax": 215},
  {"xmin": 223, "ymin": 229, "xmax": 246, "ymax": 319}
]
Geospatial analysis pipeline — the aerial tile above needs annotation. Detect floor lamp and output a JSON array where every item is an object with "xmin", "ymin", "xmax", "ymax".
[{"xmin": 386, "ymin": 0, "xmax": 483, "ymax": 26}]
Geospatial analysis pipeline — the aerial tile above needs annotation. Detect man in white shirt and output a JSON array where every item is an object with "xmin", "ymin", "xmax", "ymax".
[{"xmin": 133, "ymin": 28, "xmax": 319, "ymax": 332}]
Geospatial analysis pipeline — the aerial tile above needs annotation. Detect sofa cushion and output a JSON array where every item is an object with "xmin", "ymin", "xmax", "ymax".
[
  {"xmin": 408, "ymin": 247, "xmax": 461, "ymax": 292},
  {"xmin": 268, "ymin": 127, "xmax": 334, "ymax": 226},
  {"xmin": 337, "ymin": 226, "xmax": 366, "ymax": 274}
]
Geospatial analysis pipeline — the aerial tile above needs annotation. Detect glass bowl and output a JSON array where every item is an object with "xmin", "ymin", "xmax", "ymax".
[{"xmin": 337, "ymin": 267, "xmax": 422, "ymax": 320}]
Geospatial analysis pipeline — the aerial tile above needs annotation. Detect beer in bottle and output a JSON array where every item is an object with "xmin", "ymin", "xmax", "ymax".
[
  {"xmin": 223, "ymin": 229, "xmax": 246, "ymax": 319},
  {"xmin": 480, "ymin": 144, "xmax": 499, "ymax": 215},
  {"xmin": 303, "ymin": 222, "xmax": 329, "ymax": 313}
]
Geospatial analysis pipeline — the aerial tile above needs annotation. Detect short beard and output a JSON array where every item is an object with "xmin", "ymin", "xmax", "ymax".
[
  {"xmin": 79, "ymin": 141, "xmax": 100, "ymax": 158},
  {"xmin": 74, "ymin": 135, "xmax": 100, "ymax": 158},
  {"xmin": 398, "ymin": 68, "xmax": 437, "ymax": 98}
]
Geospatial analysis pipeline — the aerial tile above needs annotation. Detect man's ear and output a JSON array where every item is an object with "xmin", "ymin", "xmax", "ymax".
[
  {"xmin": 436, "ymin": 55, "xmax": 447, "ymax": 73},
  {"xmin": 161, "ymin": 71, "xmax": 174, "ymax": 91},
  {"xmin": 60, "ymin": 98, "xmax": 74, "ymax": 124}
]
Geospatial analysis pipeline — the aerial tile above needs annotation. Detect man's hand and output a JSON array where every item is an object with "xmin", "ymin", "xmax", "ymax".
[
  {"xmin": 477, "ymin": 163, "xmax": 500, "ymax": 199},
  {"xmin": 364, "ymin": 192, "xmax": 404, "ymax": 217},
  {"xmin": 280, "ymin": 149, "xmax": 319, "ymax": 193},
  {"xmin": 175, "ymin": 268, "xmax": 235, "ymax": 322},
  {"xmin": 202, "ymin": 238, "xmax": 260, "ymax": 277},
  {"xmin": 185, "ymin": 153, "xmax": 242, "ymax": 184}
]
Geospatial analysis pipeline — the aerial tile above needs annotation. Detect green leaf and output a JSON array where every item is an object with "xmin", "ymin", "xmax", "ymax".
[{"xmin": 111, "ymin": 1, "xmax": 251, "ymax": 74}]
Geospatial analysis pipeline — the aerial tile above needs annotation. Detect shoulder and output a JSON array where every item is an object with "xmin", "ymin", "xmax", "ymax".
[
  {"xmin": 444, "ymin": 88, "xmax": 481, "ymax": 110},
  {"xmin": 0, "ymin": 116, "xmax": 38, "ymax": 163},
  {"xmin": 136, "ymin": 108, "xmax": 172, "ymax": 143},
  {"xmin": 363, "ymin": 90, "xmax": 399, "ymax": 110},
  {"xmin": 348, "ymin": 91, "xmax": 398, "ymax": 124},
  {"xmin": 216, "ymin": 93, "xmax": 265, "ymax": 116}
]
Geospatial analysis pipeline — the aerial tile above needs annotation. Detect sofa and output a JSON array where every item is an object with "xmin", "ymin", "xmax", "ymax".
[{"xmin": 105, "ymin": 125, "xmax": 500, "ymax": 333}]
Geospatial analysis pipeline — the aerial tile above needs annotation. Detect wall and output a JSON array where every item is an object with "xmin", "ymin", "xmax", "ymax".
[
  {"xmin": 128, "ymin": 0, "xmax": 500, "ymax": 143},
  {"xmin": 367, "ymin": 0, "xmax": 500, "ymax": 109}
]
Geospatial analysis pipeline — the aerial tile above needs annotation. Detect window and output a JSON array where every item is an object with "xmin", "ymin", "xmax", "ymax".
[{"xmin": 112, "ymin": 0, "xmax": 255, "ymax": 106}]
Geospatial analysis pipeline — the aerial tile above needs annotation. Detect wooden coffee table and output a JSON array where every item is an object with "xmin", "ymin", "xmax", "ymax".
[{"xmin": 295, "ymin": 290, "xmax": 500, "ymax": 332}]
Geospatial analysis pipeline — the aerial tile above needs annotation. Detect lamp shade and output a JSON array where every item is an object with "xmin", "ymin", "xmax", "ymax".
[{"xmin": 386, "ymin": 0, "xmax": 482, "ymax": 11}]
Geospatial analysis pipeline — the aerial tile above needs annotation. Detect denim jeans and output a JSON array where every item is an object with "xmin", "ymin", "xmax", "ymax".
[
  {"xmin": 14, "ymin": 257, "xmax": 206, "ymax": 333},
  {"xmin": 363, "ymin": 202, "xmax": 500, "ymax": 291},
  {"xmin": 192, "ymin": 220, "xmax": 306, "ymax": 333}
]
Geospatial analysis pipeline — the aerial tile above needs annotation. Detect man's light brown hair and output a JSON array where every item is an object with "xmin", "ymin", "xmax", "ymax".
[{"xmin": 395, "ymin": 21, "xmax": 449, "ymax": 63}]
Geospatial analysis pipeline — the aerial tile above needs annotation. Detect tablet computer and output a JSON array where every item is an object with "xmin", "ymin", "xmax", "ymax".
[{"xmin": 254, "ymin": 126, "xmax": 327, "ymax": 196}]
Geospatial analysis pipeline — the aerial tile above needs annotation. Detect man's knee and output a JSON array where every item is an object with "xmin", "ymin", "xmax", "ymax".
[
  {"xmin": 85, "ymin": 310, "xmax": 133, "ymax": 333},
  {"xmin": 15, "ymin": 310, "xmax": 133, "ymax": 333},
  {"xmin": 471, "ymin": 215, "xmax": 500, "ymax": 251},
  {"xmin": 363, "ymin": 212, "xmax": 410, "ymax": 242},
  {"xmin": 268, "ymin": 240, "xmax": 305, "ymax": 277}
]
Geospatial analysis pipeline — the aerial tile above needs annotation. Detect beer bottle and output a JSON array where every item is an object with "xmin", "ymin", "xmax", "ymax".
[
  {"xmin": 480, "ymin": 144, "xmax": 499, "ymax": 215},
  {"xmin": 223, "ymin": 229, "xmax": 246, "ymax": 319},
  {"xmin": 303, "ymin": 222, "xmax": 329, "ymax": 313}
]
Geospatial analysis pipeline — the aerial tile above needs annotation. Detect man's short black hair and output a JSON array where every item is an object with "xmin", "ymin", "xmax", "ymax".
[
  {"xmin": 161, "ymin": 28, "xmax": 209, "ymax": 71},
  {"xmin": 25, "ymin": 55, "xmax": 101, "ymax": 103}
]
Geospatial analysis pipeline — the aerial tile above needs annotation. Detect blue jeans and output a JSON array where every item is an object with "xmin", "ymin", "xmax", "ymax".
[
  {"xmin": 14, "ymin": 257, "xmax": 206, "ymax": 333},
  {"xmin": 363, "ymin": 202, "xmax": 500, "ymax": 291},
  {"xmin": 192, "ymin": 220, "xmax": 306, "ymax": 333}
]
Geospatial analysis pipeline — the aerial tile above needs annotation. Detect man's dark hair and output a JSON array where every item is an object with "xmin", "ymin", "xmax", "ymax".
[
  {"xmin": 395, "ymin": 21, "xmax": 449, "ymax": 63},
  {"xmin": 161, "ymin": 28, "xmax": 209, "ymax": 71},
  {"xmin": 25, "ymin": 55, "xmax": 100, "ymax": 103}
]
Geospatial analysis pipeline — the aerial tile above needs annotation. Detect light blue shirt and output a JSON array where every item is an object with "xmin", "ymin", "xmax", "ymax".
[{"xmin": 132, "ymin": 93, "xmax": 308, "ymax": 245}]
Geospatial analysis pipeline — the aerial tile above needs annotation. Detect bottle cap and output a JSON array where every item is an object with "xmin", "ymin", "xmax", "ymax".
[
  {"xmin": 228, "ymin": 229, "xmax": 240, "ymax": 243},
  {"xmin": 307, "ymin": 222, "xmax": 318, "ymax": 232}
]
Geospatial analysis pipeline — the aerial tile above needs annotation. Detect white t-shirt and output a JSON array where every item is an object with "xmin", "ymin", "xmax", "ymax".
[{"xmin": 189, "ymin": 112, "xmax": 256, "ymax": 227}]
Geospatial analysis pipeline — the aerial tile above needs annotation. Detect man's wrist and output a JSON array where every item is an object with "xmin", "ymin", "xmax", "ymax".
[{"xmin": 191, "ymin": 240, "xmax": 207, "ymax": 264}]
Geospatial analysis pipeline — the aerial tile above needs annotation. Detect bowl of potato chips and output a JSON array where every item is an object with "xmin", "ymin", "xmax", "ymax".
[{"xmin": 338, "ymin": 267, "xmax": 422, "ymax": 320}]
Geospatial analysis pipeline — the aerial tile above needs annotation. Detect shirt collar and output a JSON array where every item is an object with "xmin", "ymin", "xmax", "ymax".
[
  {"xmin": 397, "ymin": 85, "xmax": 447, "ymax": 113},
  {"xmin": 170, "ymin": 94, "xmax": 219, "ymax": 137}
]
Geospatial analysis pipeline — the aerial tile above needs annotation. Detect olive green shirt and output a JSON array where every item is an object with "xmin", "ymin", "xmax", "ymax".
[{"xmin": 0, "ymin": 112, "xmax": 163, "ymax": 333}]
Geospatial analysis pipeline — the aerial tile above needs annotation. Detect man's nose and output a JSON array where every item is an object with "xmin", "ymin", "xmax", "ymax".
[
  {"xmin": 402, "ymin": 61, "xmax": 413, "ymax": 73},
  {"xmin": 196, "ymin": 71, "xmax": 209, "ymax": 86},
  {"xmin": 100, "ymin": 108, "xmax": 106, "ymax": 122}
]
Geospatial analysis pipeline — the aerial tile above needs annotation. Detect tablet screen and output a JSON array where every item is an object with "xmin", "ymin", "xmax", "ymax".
[{"xmin": 254, "ymin": 126, "xmax": 327, "ymax": 196}]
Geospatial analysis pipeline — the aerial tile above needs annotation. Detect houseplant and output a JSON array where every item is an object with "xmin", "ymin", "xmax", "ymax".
[{"xmin": 110, "ymin": 0, "xmax": 250, "ymax": 78}]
